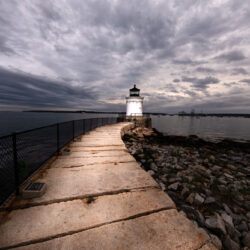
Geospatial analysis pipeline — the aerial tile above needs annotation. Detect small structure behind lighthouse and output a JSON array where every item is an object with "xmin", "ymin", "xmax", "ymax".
[{"xmin": 126, "ymin": 84, "xmax": 144, "ymax": 117}]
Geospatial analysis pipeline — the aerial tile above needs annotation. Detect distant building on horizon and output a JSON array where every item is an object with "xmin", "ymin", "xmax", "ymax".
[{"xmin": 126, "ymin": 84, "xmax": 143, "ymax": 116}]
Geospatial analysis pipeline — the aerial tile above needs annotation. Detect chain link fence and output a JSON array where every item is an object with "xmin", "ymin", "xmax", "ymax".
[
  {"xmin": 0, "ymin": 135, "xmax": 15, "ymax": 206},
  {"xmin": 0, "ymin": 117, "xmax": 126, "ymax": 205}
]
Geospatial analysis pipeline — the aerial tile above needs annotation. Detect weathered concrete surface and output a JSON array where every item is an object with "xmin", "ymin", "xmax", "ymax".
[
  {"xmin": 15, "ymin": 210, "xmax": 216, "ymax": 250},
  {"xmin": 71, "ymin": 142, "xmax": 125, "ymax": 147},
  {"xmin": 59, "ymin": 149, "xmax": 129, "ymax": 158},
  {"xmin": 54, "ymin": 154, "xmax": 135, "ymax": 166},
  {"xmin": 70, "ymin": 145, "xmax": 127, "ymax": 152},
  {"xmin": 0, "ymin": 122, "xmax": 218, "ymax": 249},
  {"xmin": 0, "ymin": 190, "xmax": 175, "ymax": 248},
  {"xmin": 8, "ymin": 162, "xmax": 158, "ymax": 208}
]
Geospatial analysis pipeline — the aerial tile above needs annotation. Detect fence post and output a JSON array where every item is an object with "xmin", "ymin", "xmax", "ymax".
[
  {"xmin": 72, "ymin": 120, "xmax": 75, "ymax": 139},
  {"xmin": 12, "ymin": 132, "xmax": 19, "ymax": 195}
]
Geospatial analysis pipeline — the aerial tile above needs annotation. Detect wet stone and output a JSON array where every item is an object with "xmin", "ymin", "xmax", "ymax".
[
  {"xmin": 237, "ymin": 221, "xmax": 248, "ymax": 232},
  {"xmin": 205, "ymin": 214, "xmax": 226, "ymax": 235},
  {"xmin": 122, "ymin": 125, "xmax": 250, "ymax": 250},
  {"xmin": 204, "ymin": 197, "xmax": 216, "ymax": 204},
  {"xmin": 221, "ymin": 212, "xmax": 234, "ymax": 228},
  {"xmin": 193, "ymin": 193, "xmax": 205, "ymax": 205},
  {"xmin": 242, "ymin": 232, "xmax": 250, "ymax": 248},
  {"xmin": 167, "ymin": 182, "xmax": 180, "ymax": 191},
  {"xmin": 209, "ymin": 234, "xmax": 222, "ymax": 250},
  {"xmin": 223, "ymin": 236, "xmax": 240, "ymax": 250}
]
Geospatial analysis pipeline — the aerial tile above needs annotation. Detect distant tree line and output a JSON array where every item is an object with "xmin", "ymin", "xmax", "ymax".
[{"xmin": 178, "ymin": 110, "xmax": 250, "ymax": 118}]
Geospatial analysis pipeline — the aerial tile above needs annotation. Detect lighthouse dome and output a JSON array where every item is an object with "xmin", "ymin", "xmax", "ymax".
[{"xmin": 129, "ymin": 84, "xmax": 140, "ymax": 97}]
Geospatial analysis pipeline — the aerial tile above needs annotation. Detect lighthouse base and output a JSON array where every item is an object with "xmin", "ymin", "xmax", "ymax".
[{"xmin": 126, "ymin": 116, "xmax": 152, "ymax": 128}]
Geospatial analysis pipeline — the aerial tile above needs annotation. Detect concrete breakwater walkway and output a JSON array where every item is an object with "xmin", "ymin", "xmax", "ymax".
[{"xmin": 0, "ymin": 123, "xmax": 217, "ymax": 250}]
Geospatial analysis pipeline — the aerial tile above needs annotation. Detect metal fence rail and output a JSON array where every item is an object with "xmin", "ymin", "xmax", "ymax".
[{"xmin": 0, "ymin": 117, "xmax": 126, "ymax": 205}]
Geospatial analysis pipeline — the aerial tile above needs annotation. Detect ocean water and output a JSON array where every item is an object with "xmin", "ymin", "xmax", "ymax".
[
  {"xmin": 151, "ymin": 115, "xmax": 250, "ymax": 142},
  {"xmin": 0, "ymin": 112, "xmax": 116, "ymax": 136},
  {"xmin": 1, "ymin": 112, "xmax": 250, "ymax": 142}
]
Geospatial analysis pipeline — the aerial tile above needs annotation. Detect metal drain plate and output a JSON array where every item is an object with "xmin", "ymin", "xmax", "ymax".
[
  {"xmin": 25, "ymin": 182, "xmax": 44, "ymax": 191},
  {"xmin": 22, "ymin": 182, "xmax": 47, "ymax": 199}
]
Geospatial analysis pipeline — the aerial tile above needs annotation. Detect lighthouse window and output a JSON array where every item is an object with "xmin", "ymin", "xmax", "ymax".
[{"xmin": 130, "ymin": 90, "xmax": 139, "ymax": 96}]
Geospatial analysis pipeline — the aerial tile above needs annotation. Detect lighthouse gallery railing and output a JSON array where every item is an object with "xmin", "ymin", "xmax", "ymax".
[{"xmin": 0, "ymin": 117, "xmax": 127, "ymax": 206}]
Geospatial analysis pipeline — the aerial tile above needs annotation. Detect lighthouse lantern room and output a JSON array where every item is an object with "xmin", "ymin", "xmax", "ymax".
[{"xmin": 126, "ymin": 84, "xmax": 144, "ymax": 117}]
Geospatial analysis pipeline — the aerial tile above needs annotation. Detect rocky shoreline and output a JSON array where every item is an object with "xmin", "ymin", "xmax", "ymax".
[{"xmin": 122, "ymin": 127, "xmax": 250, "ymax": 250}]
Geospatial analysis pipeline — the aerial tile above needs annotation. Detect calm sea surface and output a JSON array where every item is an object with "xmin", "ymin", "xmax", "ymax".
[
  {"xmin": 151, "ymin": 115, "xmax": 250, "ymax": 142},
  {"xmin": 0, "ymin": 112, "xmax": 250, "ymax": 142},
  {"xmin": 0, "ymin": 112, "xmax": 116, "ymax": 136}
]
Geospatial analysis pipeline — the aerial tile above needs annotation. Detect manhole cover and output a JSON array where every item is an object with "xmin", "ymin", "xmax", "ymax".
[{"xmin": 25, "ymin": 182, "xmax": 45, "ymax": 191}]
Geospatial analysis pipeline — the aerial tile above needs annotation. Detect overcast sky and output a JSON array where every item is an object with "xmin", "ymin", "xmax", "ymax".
[{"xmin": 0, "ymin": 0, "xmax": 250, "ymax": 113}]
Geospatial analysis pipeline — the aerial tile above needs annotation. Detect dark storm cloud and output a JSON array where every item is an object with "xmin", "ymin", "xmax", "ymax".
[
  {"xmin": 182, "ymin": 76, "xmax": 220, "ymax": 89},
  {"xmin": 172, "ymin": 58, "xmax": 205, "ymax": 66},
  {"xmin": 0, "ymin": 35, "xmax": 16, "ymax": 55},
  {"xmin": 196, "ymin": 67, "xmax": 216, "ymax": 74},
  {"xmin": 232, "ymin": 68, "xmax": 248, "ymax": 75},
  {"xmin": 215, "ymin": 50, "xmax": 246, "ymax": 62},
  {"xmin": 0, "ymin": 67, "xmax": 95, "ymax": 108},
  {"xmin": 182, "ymin": 7, "xmax": 231, "ymax": 39},
  {"xmin": 224, "ymin": 82, "xmax": 237, "ymax": 87},
  {"xmin": 185, "ymin": 90, "xmax": 199, "ymax": 98},
  {"xmin": 192, "ymin": 96, "xmax": 250, "ymax": 110},
  {"xmin": 173, "ymin": 79, "xmax": 180, "ymax": 83},
  {"xmin": 72, "ymin": 0, "xmax": 175, "ymax": 58},
  {"xmin": 240, "ymin": 79, "xmax": 250, "ymax": 84},
  {"xmin": 164, "ymin": 84, "xmax": 179, "ymax": 93},
  {"xmin": 0, "ymin": 0, "xmax": 250, "ymax": 112}
]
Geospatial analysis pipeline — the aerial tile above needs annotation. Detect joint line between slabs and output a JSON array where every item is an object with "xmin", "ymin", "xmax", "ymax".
[
  {"xmin": 1, "ymin": 206, "xmax": 174, "ymax": 250},
  {"xmin": 2, "ymin": 186, "xmax": 160, "ymax": 211}
]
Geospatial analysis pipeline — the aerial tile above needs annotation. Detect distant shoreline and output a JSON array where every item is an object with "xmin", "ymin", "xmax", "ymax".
[
  {"xmin": 23, "ymin": 110, "xmax": 250, "ymax": 118},
  {"xmin": 23, "ymin": 110, "xmax": 123, "ymax": 114},
  {"xmin": 23, "ymin": 110, "xmax": 166, "ymax": 115},
  {"xmin": 177, "ymin": 113, "xmax": 250, "ymax": 118}
]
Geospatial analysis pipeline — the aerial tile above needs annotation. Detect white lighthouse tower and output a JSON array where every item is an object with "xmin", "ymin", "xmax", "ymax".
[{"xmin": 126, "ymin": 85, "xmax": 144, "ymax": 117}]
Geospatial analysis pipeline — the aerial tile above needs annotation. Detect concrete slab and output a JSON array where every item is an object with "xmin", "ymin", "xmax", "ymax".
[
  {"xmin": 58, "ymin": 150, "xmax": 129, "ymax": 158},
  {"xmin": 92, "ymin": 130, "xmax": 123, "ymax": 133},
  {"xmin": 71, "ymin": 142, "xmax": 127, "ymax": 148},
  {"xmin": 53, "ymin": 154, "xmax": 135, "ymax": 167},
  {"xmin": 80, "ymin": 142, "xmax": 123, "ymax": 146},
  {"xmin": 78, "ymin": 139, "xmax": 120, "ymax": 142},
  {"xmin": 9, "ymin": 163, "xmax": 158, "ymax": 208},
  {"xmin": 71, "ymin": 142, "xmax": 125, "ymax": 147},
  {"xmin": 86, "ymin": 133, "xmax": 122, "ymax": 135},
  {"xmin": 14, "ymin": 210, "xmax": 212, "ymax": 250},
  {"xmin": 79, "ymin": 135, "xmax": 122, "ymax": 138},
  {"xmin": 94, "ymin": 127, "xmax": 125, "ymax": 130},
  {"xmin": 81, "ymin": 135, "xmax": 123, "ymax": 138},
  {"xmin": 70, "ymin": 145, "xmax": 127, "ymax": 152},
  {"xmin": 0, "ymin": 189, "xmax": 175, "ymax": 249}
]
